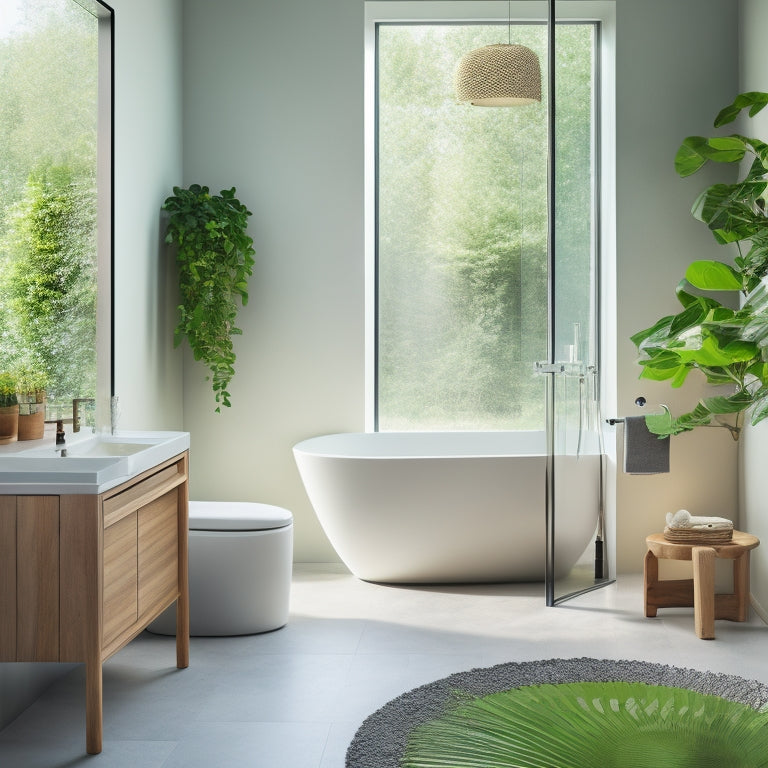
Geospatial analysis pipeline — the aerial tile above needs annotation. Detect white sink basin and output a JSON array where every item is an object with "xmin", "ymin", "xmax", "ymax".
[
  {"xmin": 68, "ymin": 440, "xmax": 153, "ymax": 458},
  {"xmin": 0, "ymin": 431, "xmax": 190, "ymax": 493}
]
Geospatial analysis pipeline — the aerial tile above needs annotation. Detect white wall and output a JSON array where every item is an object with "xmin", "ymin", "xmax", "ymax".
[
  {"xmin": 613, "ymin": 0, "xmax": 739, "ymax": 575},
  {"xmin": 181, "ymin": 0, "xmax": 364, "ymax": 561},
  {"xmin": 112, "ymin": 0, "xmax": 185, "ymax": 429},
  {"xmin": 0, "ymin": 0, "xmax": 184, "ymax": 732},
  {"xmin": 0, "ymin": 0, "xmax": 751, "ymax": 735},
  {"xmin": 738, "ymin": 0, "xmax": 768, "ymax": 617},
  {"xmin": 182, "ymin": 0, "xmax": 741, "ymax": 569}
]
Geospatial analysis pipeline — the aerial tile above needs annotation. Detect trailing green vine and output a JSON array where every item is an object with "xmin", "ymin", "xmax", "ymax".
[{"xmin": 163, "ymin": 185, "xmax": 255, "ymax": 411}]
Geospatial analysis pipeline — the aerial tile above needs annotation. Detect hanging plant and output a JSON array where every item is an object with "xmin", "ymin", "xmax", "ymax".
[
  {"xmin": 632, "ymin": 92, "xmax": 768, "ymax": 439},
  {"xmin": 163, "ymin": 184, "xmax": 255, "ymax": 411}
]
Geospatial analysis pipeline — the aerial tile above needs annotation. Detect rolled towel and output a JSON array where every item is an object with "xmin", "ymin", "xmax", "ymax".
[
  {"xmin": 623, "ymin": 415, "xmax": 670, "ymax": 474},
  {"xmin": 663, "ymin": 509, "xmax": 734, "ymax": 543},
  {"xmin": 665, "ymin": 509, "xmax": 733, "ymax": 531}
]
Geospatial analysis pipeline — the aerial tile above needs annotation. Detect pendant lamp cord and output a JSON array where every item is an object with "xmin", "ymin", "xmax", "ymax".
[{"xmin": 508, "ymin": 0, "xmax": 511, "ymax": 44}]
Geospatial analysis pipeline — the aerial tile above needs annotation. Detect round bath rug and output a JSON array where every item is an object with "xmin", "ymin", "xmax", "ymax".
[{"xmin": 345, "ymin": 657, "xmax": 768, "ymax": 768}]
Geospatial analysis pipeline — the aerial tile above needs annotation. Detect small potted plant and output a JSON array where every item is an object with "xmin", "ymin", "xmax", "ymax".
[
  {"xmin": 15, "ymin": 368, "xmax": 48, "ymax": 441},
  {"xmin": 0, "ymin": 372, "xmax": 19, "ymax": 444}
]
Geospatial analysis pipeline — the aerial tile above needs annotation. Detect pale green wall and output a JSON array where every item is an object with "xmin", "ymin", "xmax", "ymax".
[
  {"xmin": 181, "ymin": 0, "xmax": 364, "ymax": 561},
  {"xmin": 613, "ymin": 0, "xmax": 740, "ymax": 577},
  {"xmin": 0, "ymin": 0, "xmax": 753, "ymax": 733},
  {"xmin": 112, "ymin": 0, "xmax": 184, "ymax": 430},
  {"xmin": 182, "ymin": 0, "xmax": 741, "ymax": 568},
  {"xmin": 738, "ymin": 0, "xmax": 768, "ymax": 619},
  {"xmin": 0, "ymin": 0, "xmax": 184, "ymax": 731}
]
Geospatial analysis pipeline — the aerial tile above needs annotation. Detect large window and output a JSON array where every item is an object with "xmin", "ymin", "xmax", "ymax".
[
  {"xmin": 0, "ymin": 0, "xmax": 110, "ymax": 421},
  {"xmin": 369, "ymin": 4, "xmax": 599, "ymax": 431}
]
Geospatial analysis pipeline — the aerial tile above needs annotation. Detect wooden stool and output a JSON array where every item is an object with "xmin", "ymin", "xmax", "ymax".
[{"xmin": 644, "ymin": 531, "xmax": 759, "ymax": 639}]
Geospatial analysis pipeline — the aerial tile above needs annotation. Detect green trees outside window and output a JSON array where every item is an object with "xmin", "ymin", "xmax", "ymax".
[
  {"xmin": 0, "ymin": 0, "xmax": 98, "ymax": 406},
  {"xmin": 376, "ymin": 23, "xmax": 595, "ymax": 431}
]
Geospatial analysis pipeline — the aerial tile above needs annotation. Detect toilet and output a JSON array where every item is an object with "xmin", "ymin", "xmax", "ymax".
[{"xmin": 148, "ymin": 501, "xmax": 293, "ymax": 636}]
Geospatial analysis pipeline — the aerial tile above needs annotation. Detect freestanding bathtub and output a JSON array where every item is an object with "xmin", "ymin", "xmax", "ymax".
[{"xmin": 293, "ymin": 431, "xmax": 600, "ymax": 584}]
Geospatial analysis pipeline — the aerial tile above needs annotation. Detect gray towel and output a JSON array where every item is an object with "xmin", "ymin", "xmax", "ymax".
[{"xmin": 624, "ymin": 415, "xmax": 670, "ymax": 474}]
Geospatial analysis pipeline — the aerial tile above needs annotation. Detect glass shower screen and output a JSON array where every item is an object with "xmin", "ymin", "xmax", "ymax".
[{"xmin": 544, "ymin": 0, "xmax": 611, "ymax": 605}]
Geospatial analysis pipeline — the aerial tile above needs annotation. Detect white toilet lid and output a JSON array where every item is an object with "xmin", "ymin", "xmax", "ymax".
[{"xmin": 189, "ymin": 501, "xmax": 293, "ymax": 531}]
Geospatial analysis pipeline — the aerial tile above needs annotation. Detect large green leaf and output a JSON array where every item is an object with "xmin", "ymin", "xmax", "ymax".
[
  {"xmin": 402, "ymin": 682, "xmax": 768, "ymax": 768},
  {"xmin": 675, "ymin": 334, "xmax": 755, "ymax": 367},
  {"xmin": 667, "ymin": 310, "xmax": 701, "ymax": 340},
  {"xmin": 750, "ymin": 393, "xmax": 768, "ymax": 425},
  {"xmin": 674, "ymin": 136, "xmax": 710, "ymax": 177},
  {"xmin": 715, "ymin": 91, "xmax": 768, "ymax": 127},
  {"xmin": 651, "ymin": 403, "xmax": 714, "ymax": 435},
  {"xmin": 630, "ymin": 315, "xmax": 674, "ymax": 348},
  {"xmin": 685, "ymin": 260, "xmax": 742, "ymax": 290},
  {"xmin": 638, "ymin": 358, "xmax": 686, "ymax": 385},
  {"xmin": 645, "ymin": 410, "xmax": 676, "ymax": 435},
  {"xmin": 692, "ymin": 183, "xmax": 763, "ymax": 239},
  {"xmin": 674, "ymin": 136, "xmax": 747, "ymax": 177},
  {"xmin": 702, "ymin": 389, "xmax": 755, "ymax": 414}
]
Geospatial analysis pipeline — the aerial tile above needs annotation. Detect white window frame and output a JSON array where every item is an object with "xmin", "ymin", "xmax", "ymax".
[{"xmin": 364, "ymin": 1, "xmax": 616, "ymax": 432}]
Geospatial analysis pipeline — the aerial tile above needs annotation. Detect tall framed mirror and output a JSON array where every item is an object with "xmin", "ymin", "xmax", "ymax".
[{"xmin": 0, "ymin": 0, "xmax": 113, "ymax": 434}]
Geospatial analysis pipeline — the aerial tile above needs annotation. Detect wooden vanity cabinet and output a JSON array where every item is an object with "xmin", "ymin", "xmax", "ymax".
[{"xmin": 0, "ymin": 452, "xmax": 190, "ymax": 754}]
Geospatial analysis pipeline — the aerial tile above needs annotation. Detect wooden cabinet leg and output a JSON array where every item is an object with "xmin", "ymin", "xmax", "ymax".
[
  {"xmin": 733, "ymin": 552, "xmax": 751, "ymax": 622},
  {"xmin": 176, "ymin": 480, "xmax": 189, "ymax": 670},
  {"xmin": 643, "ymin": 549, "xmax": 658, "ymax": 617},
  {"xmin": 85, "ymin": 655, "xmax": 103, "ymax": 754},
  {"xmin": 692, "ymin": 546, "xmax": 716, "ymax": 640},
  {"xmin": 176, "ymin": 592, "xmax": 190, "ymax": 669}
]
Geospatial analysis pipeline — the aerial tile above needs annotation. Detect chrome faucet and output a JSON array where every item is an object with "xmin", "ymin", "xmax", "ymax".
[
  {"xmin": 55, "ymin": 419, "xmax": 67, "ymax": 457},
  {"xmin": 73, "ymin": 398, "xmax": 95, "ymax": 433}
]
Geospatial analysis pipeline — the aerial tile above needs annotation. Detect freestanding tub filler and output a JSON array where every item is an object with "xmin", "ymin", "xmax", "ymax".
[{"xmin": 293, "ymin": 431, "xmax": 599, "ymax": 584}]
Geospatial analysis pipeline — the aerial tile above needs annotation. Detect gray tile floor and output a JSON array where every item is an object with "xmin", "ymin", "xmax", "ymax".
[{"xmin": 1, "ymin": 564, "xmax": 767, "ymax": 767}]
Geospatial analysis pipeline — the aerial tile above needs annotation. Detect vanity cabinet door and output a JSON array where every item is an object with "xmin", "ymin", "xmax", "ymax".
[
  {"xmin": 103, "ymin": 512, "xmax": 138, "ymax": 647},
  {"xmin": 16, "ymin": 497, "xmax": 59, "ymax": 661},
  {"xmin": 0, "ymin": 496, "xmax": 16, "ymax": 660},
  {"xmin": 138, "ymin": 489, "xmax": 178, "ymax": 619}
]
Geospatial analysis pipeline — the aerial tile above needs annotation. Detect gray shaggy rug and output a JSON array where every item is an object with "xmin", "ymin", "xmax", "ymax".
[{"xmin": 345, "ymin": 657, "xmax": 768, "ymax": 768}]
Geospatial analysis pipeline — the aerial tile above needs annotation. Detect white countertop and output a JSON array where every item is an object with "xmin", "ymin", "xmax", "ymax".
[{"xmin": 0, "ymin": 430, "xmax": 190, "ymax": 494}]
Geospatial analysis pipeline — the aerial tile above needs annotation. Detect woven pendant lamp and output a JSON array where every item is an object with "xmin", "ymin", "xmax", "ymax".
[{"xmin": 455, "ymin": 43, "xmax": 541, "ymax": 107}]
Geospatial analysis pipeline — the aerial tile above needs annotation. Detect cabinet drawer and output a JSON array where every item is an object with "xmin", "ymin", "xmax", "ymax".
[
  {"xmin": 103, "ymin": 512, "xmax": 138, "ymax": 646},
  {"xmin": 103, "ymin": 461, "xmax": 185, "ymax": 529},
  {"xmin": 138, "ymin": 489, "xmax": 178, "ymax": 618}
]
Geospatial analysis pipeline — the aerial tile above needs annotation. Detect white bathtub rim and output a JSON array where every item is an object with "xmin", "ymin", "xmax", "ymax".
[{"xmin": 293, "ymin": 430, "xmax": 548, "ymax": 460}]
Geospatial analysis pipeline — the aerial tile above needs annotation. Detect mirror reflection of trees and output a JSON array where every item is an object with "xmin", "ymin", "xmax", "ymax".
[
  {"xmin": 0, "ymin": 0, "xmax": 98, "ymax": 405},
  {"xmin": 377, "ymin": 24, "xmax": 594, "ymax": 431}
]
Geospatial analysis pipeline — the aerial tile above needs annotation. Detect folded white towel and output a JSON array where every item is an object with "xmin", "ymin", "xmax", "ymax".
[{"xmin": 665, "ymin": 509, "xmax": 733, "ymax": 531}]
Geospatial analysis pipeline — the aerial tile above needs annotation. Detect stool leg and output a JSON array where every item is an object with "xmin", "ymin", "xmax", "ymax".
[
  {"xmin": 692, "ymin": 546, "xmax": 716, "ymax": 640},
  {"xmin": 733, "ymin": 552, "xmax": 751, "ymax": 622},
  {"xmin": 644, "ymin": 549, "xmax": 658, "ymax": 618}
]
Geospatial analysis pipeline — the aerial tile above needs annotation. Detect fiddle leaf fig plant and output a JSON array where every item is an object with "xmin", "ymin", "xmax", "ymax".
[
  {"xmin": 632, "ymin": 92, "xmax": 768, "ymax": 439},
  {"xmin": 163, "ymin": 185, "xmax": 255, "ymax": 411}
]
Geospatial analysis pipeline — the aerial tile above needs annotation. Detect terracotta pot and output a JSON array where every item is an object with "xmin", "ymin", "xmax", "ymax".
[
  {"xmin": 0, "ymin": 405, "xmax": 19, "ymax": 445},
  {"xmin": 18, "ymin": 408, "xmax": 45, "ymax": 441}
]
